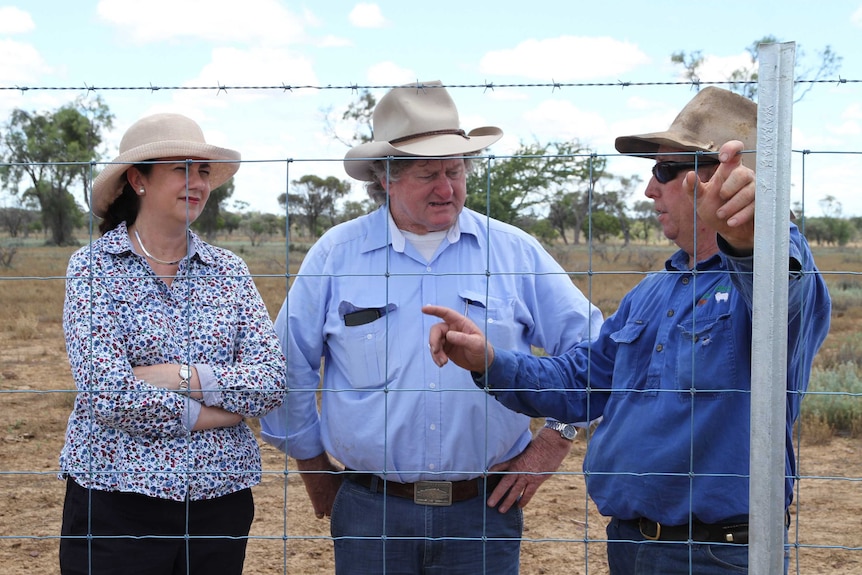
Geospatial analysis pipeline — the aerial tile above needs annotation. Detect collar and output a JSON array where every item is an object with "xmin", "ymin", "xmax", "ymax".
[
  {"xmin": 102, "ymin": 221, "xmax": 210, "ymax": 265},
  {"xmin": 386, "ymin": 210, "xmax": 461, "ymax": 253},
  {"xmin": 665, "ymin": 248, "xmax": 724, "ymax": 272}
]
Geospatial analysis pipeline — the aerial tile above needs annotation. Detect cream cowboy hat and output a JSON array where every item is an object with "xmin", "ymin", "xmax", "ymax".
[
  {"xmin": 344, "ymin": 80, "xmax": 503, "ymax": 181},
  {"xmin": 615, "ymin": 87, "xmax": 758, "ymax": 169},
  {"xmin": 91, "ymin": 113, "xmax": 241, "ymax": 217}
]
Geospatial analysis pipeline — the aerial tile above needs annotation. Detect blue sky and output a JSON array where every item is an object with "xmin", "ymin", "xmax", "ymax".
[{"xmin": 1, "ymin": 0, "xmax": 861, "ymax": 217}]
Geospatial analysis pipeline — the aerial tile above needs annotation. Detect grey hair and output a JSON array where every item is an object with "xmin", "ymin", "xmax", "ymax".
[{"xmin": 364, "ymin": 157, "xmax": 475, "ymax": 205}]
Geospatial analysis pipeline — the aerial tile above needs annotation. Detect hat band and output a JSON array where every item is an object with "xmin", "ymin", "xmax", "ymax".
[{"xmin": 389, "ymin": 129, "xmax": 468, "ymax": 145}]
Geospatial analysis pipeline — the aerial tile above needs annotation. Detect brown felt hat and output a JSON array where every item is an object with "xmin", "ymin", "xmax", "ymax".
[
  {"xmin": 91, "ymin": 113, "xmax": 240, "ymax": 217},
  {"xmin": 615, "ymin": 87, "xmax": 757, "ymax": 169},
  {"xmin": 344, "ymin": 81, "xmax": 503, "ymax": 181}
]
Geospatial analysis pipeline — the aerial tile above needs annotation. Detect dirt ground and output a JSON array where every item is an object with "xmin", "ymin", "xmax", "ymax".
[{"xmin": 1, "ymin": 332, "xmax": 861, "ymax": 574}]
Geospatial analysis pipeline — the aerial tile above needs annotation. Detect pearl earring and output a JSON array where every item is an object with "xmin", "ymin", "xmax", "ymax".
[{"xmin": 138, "ymin": 188, "xmax": 145, "ymax": 195}]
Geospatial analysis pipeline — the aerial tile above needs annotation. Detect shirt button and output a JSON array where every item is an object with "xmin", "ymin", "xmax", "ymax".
[
  {"xmin": 682, "ymin": 277, "xmax": 690, "ymax": 285},
  {"xmin": 656, "ymin": 344, "xmax": 663, "ymax": 352},
  {"xmin": 429, "ymin": 382, "xmax": 436, "ymax": 389},
  {"xmin": 667, "ymin": 310, "xmax": 675, "ymax": 317},
  {"xmin": 430, "ymin": 424, "xmax": 436, "ymax": 430},
  {"xmin": 426, "ymin": 266, "xmax": 432, "ymax": 272},
  {"xmin": 428, "ymin": 464, "xmax": 435, "ymax": 470},
  {"xmin": 366, "ymin": 334, "xmax": 373, "ymax": 340}
]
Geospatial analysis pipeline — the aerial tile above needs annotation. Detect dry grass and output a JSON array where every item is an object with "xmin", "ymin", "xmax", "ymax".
[
  {"xmin": 1, "ymin": 237, "xmax": 859, "ymax": 371},
  {"xmin": 1, "ymin": 235, "xmax": 861, "ymax": 575}
]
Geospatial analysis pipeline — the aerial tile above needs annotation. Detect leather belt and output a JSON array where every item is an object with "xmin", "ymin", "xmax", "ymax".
[
  {"xmin": 632, "ymin": 517, "xmax": 749, "ymax": 544},
  {"xmin": 346, "ymin": 471, "xmax": 502, "ymax": 506}
]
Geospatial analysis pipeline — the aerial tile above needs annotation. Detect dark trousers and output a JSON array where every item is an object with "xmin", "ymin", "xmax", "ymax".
[{"xmin": 59, "ymin": 478, "xmax": 254, "ymax": 575}]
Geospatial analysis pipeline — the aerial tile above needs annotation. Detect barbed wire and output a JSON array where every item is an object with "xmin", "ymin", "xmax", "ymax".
[{"xmin": 0, "ymin": 78, "xmax": 859, "ymax": 95}]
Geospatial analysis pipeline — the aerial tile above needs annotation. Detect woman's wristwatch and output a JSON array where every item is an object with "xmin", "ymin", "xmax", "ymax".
[{"xmin": 178, "ymin": 364, "xmax": 192, "ymax": 393}]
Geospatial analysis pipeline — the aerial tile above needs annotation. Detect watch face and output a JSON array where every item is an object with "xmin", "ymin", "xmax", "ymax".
[
  {"xmin": 179, "ymin": 365, "xmax": 192, "ymax": 380},
  {"xmin": 561, "ymin": 425, "xmax": 577, "ymax": 440}
]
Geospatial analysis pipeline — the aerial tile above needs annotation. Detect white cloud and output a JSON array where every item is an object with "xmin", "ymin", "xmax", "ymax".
[
  {"xmin": 96, "ymin": 0, "xmax": 306, "ymax": 45},
  {"xmin": 679, "ymin": 52, "xmax": 754, "ymax": 83},
  {"xmin": 0, "ymin": 6, "xmax": 34, "ymax": 34},
  {"xmin": 486, "ymin": 90, "xmax": 530, "ymax": 102},
  {"xmin": 522, "ymin": 99, "xmax": 609, "ymax": 145},
  {"xmin": 826, "ymin": 102, "xmax": 862, "ymax": 137},
  {"xmin": 0, "ymin": 39, "xmax": 51, "ymax": 83},
  {"xmin": 178, "ymin": 46, "xmax": 319, "ymax": 102},
  {"xmin": 349, "ymin": 3, "xmax": 387, "ymax": 28},
  {"xmin": 843, "ymin": 102, "xmax": 862, "ymax": 121},
  {"xmin": 480, "ymin": 36, "xmax": 649, "ymax": 81},
  {"xmin": 318, "ymin": 35, "xmax": 352, "ymax": 48},
  {"xmin": 852, "ymin": 5, "xmax": 862, "ymax": 27},
  {"xmin": 365, "ymin": 62, "xmax": 415, "ymax": 85}
]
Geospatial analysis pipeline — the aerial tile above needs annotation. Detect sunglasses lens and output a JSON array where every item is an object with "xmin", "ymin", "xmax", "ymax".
[
  {"xmin": 652, "ymin": 161, "xmax": 716, "ymax": 184},
  {"xmin": 652, "ymin": 163, "xmax": 676, "ymax": 184}
]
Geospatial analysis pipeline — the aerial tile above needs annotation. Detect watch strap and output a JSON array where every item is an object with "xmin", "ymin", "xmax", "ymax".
[{"xmin": 544, "ymin": 420, "xmax": 577, "ymax": 440}]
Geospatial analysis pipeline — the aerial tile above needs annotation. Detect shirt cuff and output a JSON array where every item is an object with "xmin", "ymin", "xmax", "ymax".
[
  {"xmin": 471, "ymin": 349, "xmax": 518, "ymax": 390},
  {"xmin": 181, "ymin": 397, "xmax": 202, "ymax": 431},
  {"xmin": 195, "ymin": 364, "xmax": 221, "ymax": 406}
]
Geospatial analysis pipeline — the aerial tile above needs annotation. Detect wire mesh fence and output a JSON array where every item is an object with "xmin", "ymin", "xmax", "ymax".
[{"xmin": 1, "ymin": 79, "xmax": 861, "ymax": 574}]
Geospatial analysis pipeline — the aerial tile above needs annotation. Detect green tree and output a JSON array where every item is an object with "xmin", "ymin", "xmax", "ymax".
[
  {"xmin": 339, "ymin": 199, "xmax": 376, "ymax": 223},
  {"xmin": 631, "ymin": 199, "xmax": 659, "ymax": 243},
  {"xmin": 325, "ymin": 89, "xmax": 376, "ymax": 148},
  {"xmin": 240, "ymin": 211, "xmax": 282, "ymax": 246},
  {"xmin": 0, "ymin": 97, "xmax": 114, "ymax": 245},
  {"xmin": 595, "ymin": 175, "xmax": 640, "ymax": 246},
  {"xmin": 278, "ymin": 175, "xmax": 350, "ymax": 237},
  {"xmin": 585, "ymin": 210, "xmax": 622, "ymax": 243},
  {"xmin": 193, "ymin": 178, "xmax": 235, "ymax": 241},
  {"xmin": 672, "ymin": 36, "xmax": 841, "ymax": 102},
  {"xmin": 467, "ymin": 141, "xmax": 603, "ymax": 230}
]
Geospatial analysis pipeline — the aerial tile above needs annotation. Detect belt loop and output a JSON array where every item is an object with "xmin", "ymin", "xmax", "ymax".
[{"xmin": 369, "ymin": 475, "xmax": 380, "ymax": 493}]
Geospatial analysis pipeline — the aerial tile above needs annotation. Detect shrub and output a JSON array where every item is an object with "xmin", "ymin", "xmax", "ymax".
[{"xmin": 802, "ymin": 362, "xmax": 862, "ymax": 437}]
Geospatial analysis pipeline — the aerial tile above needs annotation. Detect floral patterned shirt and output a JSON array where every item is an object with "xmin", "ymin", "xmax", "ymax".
[{"xmin": 60, "ymin": 223, "xmax": 286, "ymax": 501}]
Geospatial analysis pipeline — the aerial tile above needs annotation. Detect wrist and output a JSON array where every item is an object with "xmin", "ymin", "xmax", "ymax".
[
  {"xmin": 177, "ymin": 364, "xmax": 202, "ymax": 401},
  {"xmin": 543, "ymin": 420, "xmax": 577, "ymax": 441}
]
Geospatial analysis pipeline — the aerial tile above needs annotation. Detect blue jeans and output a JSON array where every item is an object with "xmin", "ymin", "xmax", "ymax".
[
  {"xmin": 331, "ymin": 477, "xmax": 523, "ymax": 575},
  {"xmin": 606, "ymin": 517, "xmax": 789, "ymax": 575}
]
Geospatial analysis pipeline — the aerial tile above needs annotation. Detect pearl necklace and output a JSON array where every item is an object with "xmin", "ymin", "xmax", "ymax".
[{"xmin": 134, "ymin": 229, "xmax": 186, "ymax": 266}]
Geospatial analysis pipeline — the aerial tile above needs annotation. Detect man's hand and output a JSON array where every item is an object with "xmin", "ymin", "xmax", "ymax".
[
  {"xmin": 487, "ymin": 428, "xmax": 573, "ymax": 513},
  {"xmin": 296, "ymin": 453, "xmax": 343, "ymax": 519},
  {"xmin": 683, "ymin": 140, "xmax": 756, "ymax": 253},
  {"xmin": 422, "ymin": 305, "xmax": 495, "ymax": 373}
]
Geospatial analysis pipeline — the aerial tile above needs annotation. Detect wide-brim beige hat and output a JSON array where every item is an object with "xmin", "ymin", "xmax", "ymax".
[
  {"xmin": 91, "ymin": 113, "xmax": 241, "ymax": 217},
  {"xmin": 344, "ymin": 80, "xmax": 503, "ymax": 181},
  {"xmin": 615, "ymin": 87, "xmax": 758, "ymax": 170}
]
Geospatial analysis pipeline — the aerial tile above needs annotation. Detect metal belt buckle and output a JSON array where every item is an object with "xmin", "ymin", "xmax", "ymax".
[
  {"xmin": 414, "ymin": 481, "xmax": 453, "ymax": 506},
  {"xmin": 639, "ymin": 518, "xmax": 661, "ymax": 541}
]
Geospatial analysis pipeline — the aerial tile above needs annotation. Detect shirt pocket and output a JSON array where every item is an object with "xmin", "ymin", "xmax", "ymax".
[
  {"xmin": 459, "ymin": 289, "xmax": 518, "ymax": 350},
  {"xmin": 608, "ymin": 320, "xmax": 655, "ymax": 395},
  {"xmin": 335, "ymin": 300, "xmax": 401, "ymax": 389},
  {"xmin": 188, "ymin": 282, "xmax": 237, "ymax": 362},
  {"xmin": 106, "ymin": 279, "xmax": 172, "ymax": 367},
  {"xmin": 675, "ymin": 313, "xmax": 739, "ymax": 400}
]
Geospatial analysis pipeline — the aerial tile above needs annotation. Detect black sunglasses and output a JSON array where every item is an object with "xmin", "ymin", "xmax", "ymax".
[{"xmin": 651, "ymin": 160, "xmax": 720, "ymax": 184}]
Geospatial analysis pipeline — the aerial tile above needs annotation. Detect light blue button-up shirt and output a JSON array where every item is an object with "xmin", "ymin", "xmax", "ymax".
[{"xmin": 261, "ymin": 206, "xmax": 603, "ymax": 482}]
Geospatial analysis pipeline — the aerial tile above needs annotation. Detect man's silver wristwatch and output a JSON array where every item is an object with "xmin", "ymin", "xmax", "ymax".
[
  {"xmin": 178, "ymin": 364, "xmax": 192, "ymax": 393},
  {"xmin": 544, "ymin": 420, "xmax": 577, "ymax": 440}
]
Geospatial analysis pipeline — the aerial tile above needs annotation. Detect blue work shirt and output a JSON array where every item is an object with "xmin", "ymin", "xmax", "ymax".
[
  {"xmin": 261, "ymin": 206, "xmax": 603, "ymax": 482},
  {"xmin": 481, "ymin": 225, "xmax": 831, "ymax": 524}
]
